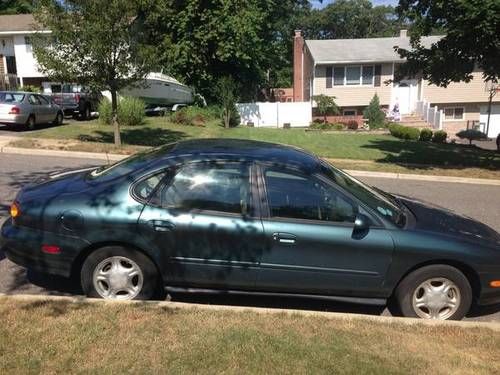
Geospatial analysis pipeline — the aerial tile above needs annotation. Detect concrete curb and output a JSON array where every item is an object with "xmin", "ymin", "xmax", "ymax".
[
  {"xmin": 1, "ymin": 145, "xmax": 500, "ymax": 186},
  {"xmin": 1, "ymin": 293, "xmax": 499, "ymax": 332}
]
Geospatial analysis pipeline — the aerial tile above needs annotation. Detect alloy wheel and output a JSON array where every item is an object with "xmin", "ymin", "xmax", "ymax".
[
  {"xmin": 92, "ymin": 256, "xmax": 144, "ymax": 300},
  {"xmin": 411, "ymin": 277, "xmax": 461, "ymax": 319}
]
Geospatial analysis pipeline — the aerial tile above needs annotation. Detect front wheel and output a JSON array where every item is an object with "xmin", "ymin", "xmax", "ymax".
[
  {"xmin": 81, "ymin": 246, "xmax": 158, "ymax": 300},
  {"xmin": 26, "ymin": 115, "xmax": 36, "ymax": 130},
  {"xmin": 394, "ymin": 265, "xmax": 472, "ymax": 320},
  {"xmin": 53, "ymin": 112, "xmax": 64, "ymax": 126}
]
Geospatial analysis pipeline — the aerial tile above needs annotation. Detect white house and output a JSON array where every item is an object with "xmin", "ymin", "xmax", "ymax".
[{"xmin": 0, "ymin": 14, "xmax": 50, "ymax": 89}]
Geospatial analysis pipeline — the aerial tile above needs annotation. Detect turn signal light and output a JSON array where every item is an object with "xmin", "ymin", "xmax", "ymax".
[
  {"xmin": 10, "ymin": 203, "xmax": 20, "ymax": 218},
  {"xmin": 41, "ymin": 245, "xmax": 61, "ymax": 254},
  {"xmin": 490, "ymin": 281, "xmax": 500, "ymax": 288}
]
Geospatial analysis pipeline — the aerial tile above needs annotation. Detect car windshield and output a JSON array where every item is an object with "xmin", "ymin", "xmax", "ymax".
[
  {"xmin": 320, "ymin": 160, "xmax": 405, "ymax": 226},
  {"xmin": 88, "ymin": 143, "xmax": 177, "ymax": 181},
  {"xmin": 0, "ymin": 92, "xmax": 25, "ymax": 103}
]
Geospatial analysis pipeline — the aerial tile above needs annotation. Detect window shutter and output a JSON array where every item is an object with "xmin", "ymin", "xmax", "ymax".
[
  {"xmin": 374, "ymin": 65, "xmax": 382, "ymax": 86},
  {"xmin": 326, "ymin": 67, "xmax": 332, "ymax": 88}
]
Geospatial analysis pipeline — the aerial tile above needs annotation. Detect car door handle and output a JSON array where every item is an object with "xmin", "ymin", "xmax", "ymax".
[
  {"xmin": 272, "ymin": 232, "xmax": 297, "ymax": 244},
  {"xmin": 149, "ymin": 220, "xmax": 175, "ymax": 232}
]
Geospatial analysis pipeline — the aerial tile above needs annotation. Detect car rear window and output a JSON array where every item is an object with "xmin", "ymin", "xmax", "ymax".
[{"xmin": 0, "ymin": 93, "xmax": 25, "ymax": 103}]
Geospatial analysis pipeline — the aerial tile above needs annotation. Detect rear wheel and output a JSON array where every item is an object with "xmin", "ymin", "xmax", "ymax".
[
  {"xmin": 394, "ymin": 265, "xmax": 472, "ymax": 320},
  {"xmin": 81, "ymin": 246, "xmax": 158, "ymax": 300},
  {"xmin": 26, "ymin": 115, "xmax": 36, "ymax": 130},
  {"xmin": 53, "ymin": 111, "xmax": 64, "ymax": 126}
]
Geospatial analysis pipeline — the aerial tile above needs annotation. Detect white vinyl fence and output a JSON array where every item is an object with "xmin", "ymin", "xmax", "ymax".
[
  {"xmin": 236, "ymin": 101, "xmax": 312, "ymax": 128},
  {"xmin": 415, "ymin": 100, "xmax": 443, "ymax": 130}
]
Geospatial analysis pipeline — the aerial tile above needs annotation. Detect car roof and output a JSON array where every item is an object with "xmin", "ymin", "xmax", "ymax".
[
  {"xmin": 0, "ymin": 91, "xmax": 36, "ymax": 95},
  {"xmin": 154, "ymin": 138, "xmax": 321, "ymax": 172}
]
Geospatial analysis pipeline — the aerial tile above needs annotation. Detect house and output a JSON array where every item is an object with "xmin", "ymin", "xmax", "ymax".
[
  {"xmin": 0, "ymin": 14, "xmax": 49, "ymax": 89},
  {"xmin": 293, "ymin": 30, "xmax": 500, "ymax": 137}
]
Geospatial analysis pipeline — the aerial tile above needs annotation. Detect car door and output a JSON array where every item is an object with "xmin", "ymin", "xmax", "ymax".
[
  {"xmin": 27, "ymin": 94, "xmax": 44, "ymax": 121},
  {"xmin": 36, "ymin": 95, "xmax": 53, "ymax": 122},
  {"xmin": 137, "ymin": 161, "xmax": 265, "ymax": 290},
  {"xmin": 255, "ymin": 165, "xmax": 395, "ymax": 297}
]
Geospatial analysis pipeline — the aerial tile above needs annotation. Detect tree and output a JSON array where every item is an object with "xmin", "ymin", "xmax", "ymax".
[
  {"xmin": 0, "ymin": 0, "xmax": 33, "ymax": 14},
  {"xmin": 143, "ymin": 0, "xmax": 310, "ymax": 103},
  {"xmin": 313, "ymin": 94, "xmax": 339, "ymax": 123},
  {"xmin": 216, "ymin": 76, "xmax": 239, "ymax": 128},
  {"xmin": 32, "ymin": 0, "xmax": 155, "ymax": 146},
  {"xmin": 363, "ymin": 94, "xmax": 385, "ymax": 129},
  {"xmin": 396, "ymin": 0, "xmax": 500, "ymax": 86}
]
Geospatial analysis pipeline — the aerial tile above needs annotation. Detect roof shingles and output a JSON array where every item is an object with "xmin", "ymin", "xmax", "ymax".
[{"xmin": 0, "ymin": 14, "xmax": 38, "ymax": 33}]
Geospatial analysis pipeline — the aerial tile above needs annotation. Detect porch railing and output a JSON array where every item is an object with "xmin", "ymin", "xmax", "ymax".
[{"xmin": 415, "ymin": 100, "xmax": 443, "ymax": 130}]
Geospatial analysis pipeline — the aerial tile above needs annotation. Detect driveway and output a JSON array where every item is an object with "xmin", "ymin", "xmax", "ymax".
[{"xmin": 1, "ymin": 153, "xmax": 499, "ymax": 321}]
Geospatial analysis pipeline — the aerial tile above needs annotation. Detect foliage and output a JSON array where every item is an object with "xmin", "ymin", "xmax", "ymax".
[
  {"xmin": 117, "ymin": 97, "xmax": 145, "ymax": 126},
  {"xmin": 313, "ymin": 94, "xmax": 339, "ymax": 123},
  {"xmin": 363, "ymin": 94, "xmax": 386, "ymax": 129},
  {"xmin": 346, "ymin": 120, "xmax": 359, "ymax": 130},
  {"xmin": 98, "ymin": 98, "xmax": 113, "ymax": 125},
  {"xmin": 0, "ymin": 0, "xmax": 33, "ymax": 14},
  {"xmin": 144, "ymin": 0, "xmax": 310, "ymax": 102},
  {"xmin": 419, "ymin": 128, "xmax": 433, "ymax": 142},
  {"xmin": 396, "ymin": 0, "xmax": 499, "ymax": 85},
  {"xmin": 32, "ymin": 0, "xmax": 156, "ymax": 146},
  {"xmin": 456, "ymin": 129, "xmax": 487, "ymax": 145},
  {"xmin": 310, "ymin": 122, "xmax": 345, "ymax": 131},
  {"xmin": 19, "ymin": 85, "xmax": 41, "ymax": 93},
  {"xmin": 302, "ymin": 0, "xmax": 406, "ymax": 40},
  {"xmin": 388, "ymin": 123, "xmax": 421, "ymax": 141},
  {"xmin": 215, "ymin": 76, "xmax": 240, "ymax": 128},
  {"xmin": 432, "ymin": 130, "xmax": 448, "ymax": 143},
  {"xmin": 170, "ymin": 106, "xmax": 220, "ymax": 127}
]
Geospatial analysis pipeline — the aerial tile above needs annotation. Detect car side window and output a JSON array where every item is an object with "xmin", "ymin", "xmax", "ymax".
[
  {"xmin": 264, "ymin": 169, "xmax": 358, "ymax": 223},
  {"xmin": 28, "ymin": 95, "xmax": 40, "ymax": 105},
  {"xmin": 160, "ymin": 163, "xmax": 251, "ymax": 215},
  {"xmin": 37, "ymin": 95, "xmax": 49, "ymax": 105},
  {"xmin": 134, "ymin": 172, "xmax": 168, "ymax": 202}
]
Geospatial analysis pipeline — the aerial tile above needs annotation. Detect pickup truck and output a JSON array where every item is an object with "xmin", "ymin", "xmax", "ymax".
[{"xmin": 42, "ymin": 82, "xmax": 101, "ymax": 120}]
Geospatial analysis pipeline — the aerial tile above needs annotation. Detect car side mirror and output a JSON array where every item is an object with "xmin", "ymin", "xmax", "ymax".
[{"xmin": 353, "ymin": 213, "xmax": 371, "ymax": 239}]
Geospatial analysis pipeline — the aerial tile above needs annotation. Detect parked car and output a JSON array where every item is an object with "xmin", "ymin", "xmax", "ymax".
[
  {"xmin": 42, "ymin": 82, "xmax": 101, "ymax": 120},
  {"xmin": 2, "ymin": 139, "xmax": 500, "ymax": 320},
  {"xmin": 0, "ymin": 91, "xmax": 64, "ymax": 129}
]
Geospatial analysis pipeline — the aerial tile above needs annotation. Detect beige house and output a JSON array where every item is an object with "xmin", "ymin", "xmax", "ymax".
[{"xmin": 293, "ymin": 30, "xmax": 500, "ymax": 137}]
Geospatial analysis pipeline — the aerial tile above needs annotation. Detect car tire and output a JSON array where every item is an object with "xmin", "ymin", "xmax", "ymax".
[
  {"xmin": 394, "ymin": 265, "xmax": 472, "ymax": 320},
  {"xmin": 81, "ymin": 104, "xmax": 91, "ymax": 121},
  {"xmin": 81, "ymin": 246, "xmax": 159, "ymax": 300},
  {"xmin": 26, "ymin": 115, "xmax": 36, "ymax": 130},
  {"xmin": 53, "ymin": 112, "xmax": 64, "ymax": 126}
]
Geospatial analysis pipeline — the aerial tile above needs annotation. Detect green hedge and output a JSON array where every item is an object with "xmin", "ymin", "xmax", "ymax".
[
  {"xmin": 388, "ymin": 123, "xmax": 421, "ymax": 141},
  {"xmin": 419, "ymin": 128, "xmax": 433, "ymax": 142},
  {"xmin": 432, "ymin": 130, "xmax": 448, "ymax": 143},
  {"xmin": 98, "ymin": 97, "xmax": 145, "ymax": 126}
]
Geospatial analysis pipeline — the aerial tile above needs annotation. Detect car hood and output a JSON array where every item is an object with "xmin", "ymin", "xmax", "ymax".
[
  {"xmin": 16, "ymin": 167, "xmax": 98, "ymax": 202},
  {"xmin": 397, "ymin": 195, "xmax": 500, "ymax": 246}
]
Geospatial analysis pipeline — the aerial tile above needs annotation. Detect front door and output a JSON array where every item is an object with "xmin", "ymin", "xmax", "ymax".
[
  {"xmin": 395, "ymin": 80, "xmax": 417, "ymax": 115},
  {"xmin": 256, "ymin": 166, "xmax": 394, "ymax": 297},
  {"xmin": 138, "ymin": 161, "xmax": 265, "ymax": 289}
]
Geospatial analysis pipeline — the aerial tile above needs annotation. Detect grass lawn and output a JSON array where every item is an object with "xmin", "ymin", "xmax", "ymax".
[
  {"xmin": 16, "ymin": 117, "xmax": 500, "ymax": 175},
  {"xmin": 0, "ymin": 298, "xmax": 498, "ymax": 374}
]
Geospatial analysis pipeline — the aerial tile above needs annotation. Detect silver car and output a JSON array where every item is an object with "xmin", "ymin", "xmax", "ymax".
[{"xmin": 0, "ymin": 91, "xmax": 64, "ymax": 129}]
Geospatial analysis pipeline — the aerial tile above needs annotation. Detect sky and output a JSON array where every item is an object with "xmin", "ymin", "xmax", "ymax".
[{"xmin": 311, "ymin": 0, "xmax": 399, "ymax": 8}]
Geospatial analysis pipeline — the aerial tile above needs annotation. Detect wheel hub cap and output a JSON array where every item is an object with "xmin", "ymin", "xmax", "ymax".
[
  {"xmin": 93, "ymin": 256, "xmax": 143, "ymax": 300},
  {"xmin": 412, "ymin": 277, "xmax": 461, "ymax": 320}
]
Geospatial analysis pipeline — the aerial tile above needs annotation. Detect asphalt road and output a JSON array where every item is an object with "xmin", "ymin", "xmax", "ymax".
[{"xmin": 1, "ymin": 153, "xmax": 499, "ymax": 321}]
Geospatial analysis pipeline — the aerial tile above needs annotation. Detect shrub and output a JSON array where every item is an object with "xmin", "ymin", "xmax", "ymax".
[
  {"xmin": 313, "ymin": 94, "xmax": 339, "ymax": 123},
  {"xmin": 98, "ymin": 98, "xmax": 113, "ymax": 125},
  {"xmin": 388, "ymin": 123, "xmax": 421, "ymax": 140},
  {"xmin": 419, "ymin": 128, "xmax": 433, "ymax": 142},
  {"xmin": 363, "ymin": 93, "xmax": 386, "ymax": 129},
  {"xmin": 456, "ymin": 129, "xmax": 487, "ymax": 145},
  {"xmin": 310, "ymin": 122, "xmax": 344, "ymax": 130},
  {"xmin": 346, "ymin": 120, "xmax": 359, "ymax": 130},
  {"xmin": 171, "ymin": 105, "xmax": 221, "ymax": 126},
  {"xmin": 432, "ymin": 130, "xmax": 448, "ymax": 143},
  {"xmin": 19, "ymin": 85, "xmax": 41, "ymax": 93},
  {"xmin": 117, "ymin": 96, "xmax": 145, "ymax": 126}
]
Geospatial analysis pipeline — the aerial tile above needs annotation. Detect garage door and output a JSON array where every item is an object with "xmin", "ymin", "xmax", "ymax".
[{"xmin": 480, "ymin": 105, "xmax": 500, "ymax": 138}]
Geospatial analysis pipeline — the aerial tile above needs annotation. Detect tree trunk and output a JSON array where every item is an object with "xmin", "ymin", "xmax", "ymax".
[
  {"xmin": 323, "ymin": 114, "xmax": 327, "ymax": 124},
  {"xmin": 111, "ymin": 89, "xmax": 121, "ymax": 147},
  {"xmin": 224, "ymin": 107, "xmax": 230, "ymax": 128}
]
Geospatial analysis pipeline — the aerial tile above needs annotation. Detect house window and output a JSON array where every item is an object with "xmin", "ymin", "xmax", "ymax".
[
  {"xmin": 444, "ymin": 107, "xmax": 465, "ymax": 121},
  {"xmin": 343, "ymin": 109, "xmax": 357, "ymax": 116},
  {"xmin": 330, "ymin": 65, "xmax": 375, "ymax": 86},
  {"xmin": 24, "ymin": 36, "xmax": 32, "ymax": 53}
]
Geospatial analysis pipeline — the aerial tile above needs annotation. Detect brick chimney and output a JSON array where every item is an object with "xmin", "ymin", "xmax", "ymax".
[
  {"xmin": 293, "ymin": 30, "xmax": 304, "ymax": 102},
  {"xmin": 399, "ymin": 29, "xmax": 408, "ymax": 38}
]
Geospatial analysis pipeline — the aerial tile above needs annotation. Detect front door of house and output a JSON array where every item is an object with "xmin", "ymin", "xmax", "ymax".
[{"xmin": 395, "ymin": 79, "xmax": 417, "ymax": 115}]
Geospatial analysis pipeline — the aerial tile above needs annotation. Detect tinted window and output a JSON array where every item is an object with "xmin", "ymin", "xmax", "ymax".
[
  {"xmin": 161, "ymin": 163, "xmax": 251, "ymax": 215},
  {"xmin": 37, "ymin": 95, "xmax": 49, "ymax": 105},
  {"xmin": 264, "ymin": 169, "xmax": 357, "ymax": 223},
  {"xmin": 0, "ymin": 93, "xmax": 24, "ymax": 103},
  {"xmin": 28, "ymin": 95, "xmax": 40, "ymax": 105},
  {"xmin": 134, "ymin": 172, "xmax": 168, "ymax": 201}
]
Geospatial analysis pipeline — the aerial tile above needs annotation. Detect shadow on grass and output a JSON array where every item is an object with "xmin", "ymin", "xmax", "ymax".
[
  {"xmin": 20, "ymin": 298, "xmax": 89, "ymax": 317},
  {"xmin": 78, "ymin": 127, "xmax": 188, "ymax": 147},
  {"xmin": 362, "ymin": 139, "xmax": 500, "ymax": 171}
]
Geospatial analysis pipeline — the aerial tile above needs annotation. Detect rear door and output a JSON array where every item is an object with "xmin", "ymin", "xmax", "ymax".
[
  {"xmin": 137, "ymin": 161, "xmax": 265, "ymax": 290},
  {"xmin": 255, "ymin": 165, "xmax": 395, "ymax": 297},
  {"xmin": 36, "ymin": 95, "xmax": 54, "ymax": 123},
  {"xmin": 27, "ymin": 94, "xmax": 44, "ymax": 121}
]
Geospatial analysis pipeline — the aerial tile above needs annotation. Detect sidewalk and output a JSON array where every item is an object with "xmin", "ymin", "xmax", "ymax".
[{"xmin": 1, "ymin": 141, "xmax": 500, "ymax": 186}]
